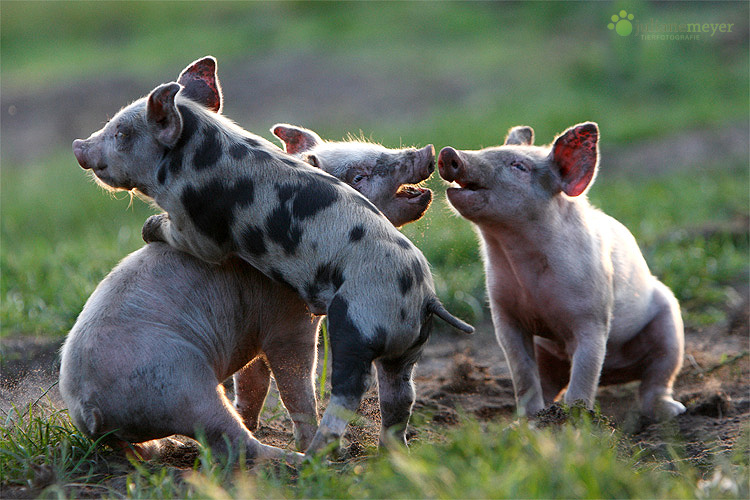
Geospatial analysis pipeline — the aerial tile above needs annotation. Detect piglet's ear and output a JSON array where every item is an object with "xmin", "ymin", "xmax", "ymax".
[
  {"xmin": 504, "ymin": 126, "xmax": 534, "ymax": 146},
  {"xmin": 271, "ymin": 123, "xmax": 322, "ymax": 155},
  {"xmin": 549, "ymin": 122, "xmax": 599, "ymax": 197},
  {"xmin": 177, "ymin": 56, "xmax": 222, "ymax": 113},
  {"xmin": 147, "ymin": 82, "xmax": 183, "ymax": 148}
]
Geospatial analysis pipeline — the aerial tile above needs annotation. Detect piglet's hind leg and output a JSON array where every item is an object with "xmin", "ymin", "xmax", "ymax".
[
  {"xmin": 184, "ymin": 383, "xmax": 303, "ymax": 464},
  {"xmin": 232, "ymin": 358, "xmax": 272, "ymax": 432},
  {"xmin": 375, "ymin": 358, "xmax": 416, "ymax": 447},
  {"xmin": 637, "ymin": 285, "xmax": 686, "ymax": 419},
  {"xmin": 306, "ymin": 295, "xmax": 377, "ymax": 456}
]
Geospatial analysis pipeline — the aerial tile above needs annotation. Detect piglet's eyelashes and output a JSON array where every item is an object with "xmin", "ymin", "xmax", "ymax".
[
  {"xmin": 510, "ymin": 160, "xmax": 529, "ymax": 172},
  {"xmin": 350, "ymin": 173, "xmax": 367, "ymax": 184}
]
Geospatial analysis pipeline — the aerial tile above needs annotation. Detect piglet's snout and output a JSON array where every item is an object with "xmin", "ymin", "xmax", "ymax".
[
  {"xmin": 437, "ymin": 147, "xmax": 464, "ymax": 183},
  {"xmin": 72, "ymin": 139, "xmax": 92, "ymax": 170}
]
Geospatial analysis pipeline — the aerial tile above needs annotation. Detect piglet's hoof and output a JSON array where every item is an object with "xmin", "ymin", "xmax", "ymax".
[{"xmin": 142, "ymin": 214, "xmax": 168, "ymax": 243}]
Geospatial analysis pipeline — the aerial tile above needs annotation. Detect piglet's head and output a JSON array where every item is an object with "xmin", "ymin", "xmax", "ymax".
[
  {"xmin": 273, "ymin": 123, "xmax": 434, "ymax": 227},
  {"xmin": 439, "ymin": 122, "xmax": 600, "ymax": 225},
  {"xmin": 72, "ymin": 56, "xmax": 223, "ymax": 197}
]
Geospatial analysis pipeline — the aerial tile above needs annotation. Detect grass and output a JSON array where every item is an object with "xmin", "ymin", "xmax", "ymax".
[
  {"xmin": 2, "ymin": 400, "xmax": 748, "ymax": 499},
  {"xmin": 0, "ymin": 400, "xmax": 119, "ymax": 496}
]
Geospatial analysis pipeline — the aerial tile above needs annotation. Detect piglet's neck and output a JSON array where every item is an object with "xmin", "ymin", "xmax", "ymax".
[{"xmin": 479, "ymin": 195, "xmax": 589, "ymax": 268}]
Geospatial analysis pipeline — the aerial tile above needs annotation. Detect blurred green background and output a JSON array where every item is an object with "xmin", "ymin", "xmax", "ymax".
[{"xmin": 1, "ymin": 0, "xmax": 748, "ymax": 337}]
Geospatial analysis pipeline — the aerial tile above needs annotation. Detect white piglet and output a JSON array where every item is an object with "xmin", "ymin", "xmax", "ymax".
[{"xmin": 438, "ymin": 122, "xmax": 685, "ymax": 419}]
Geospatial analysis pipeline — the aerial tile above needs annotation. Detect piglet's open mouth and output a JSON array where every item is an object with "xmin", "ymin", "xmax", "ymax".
[
  {"xmin": 449, "ymin": 179, "xmax": 483, "ymax": 191},
  {"xmin": 396, "ymin": 184, "xmax": 432, "ymax": 202}
]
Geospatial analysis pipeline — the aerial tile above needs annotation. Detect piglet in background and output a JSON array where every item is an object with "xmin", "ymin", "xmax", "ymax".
[
  {"xmin": 272, "ymin": 123, "xmax": 434, "ymax": 228},
  {"xmin": 439, "ymin": 122, "xmax": 685, "ymax": 420}
]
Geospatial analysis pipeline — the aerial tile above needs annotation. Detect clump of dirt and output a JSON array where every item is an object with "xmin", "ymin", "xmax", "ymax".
[
  {"xmin": 534, "ymin": 402, "xmax": 571, "ymax": 427},
  {"xmin": 533, "ymin": 402, "xmax": 616, "ymax": 431},
  {"xmin": 687, "ymin": 391, "xmax": 735, "ymax": 419}
]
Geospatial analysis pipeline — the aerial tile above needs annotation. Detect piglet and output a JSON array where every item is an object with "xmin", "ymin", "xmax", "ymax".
[
  {"xmin": 439, "ymin": 123, "xmax": 685, "ymax": 419},
  {"xmin": 272, "ymin": 124, "xmax": 434, "ymax": 228}
]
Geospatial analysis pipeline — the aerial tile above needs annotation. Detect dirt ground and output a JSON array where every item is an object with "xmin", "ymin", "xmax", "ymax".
[{"xmin": 2, "ymin": 281, "xmax": 748, "ymax": 475}]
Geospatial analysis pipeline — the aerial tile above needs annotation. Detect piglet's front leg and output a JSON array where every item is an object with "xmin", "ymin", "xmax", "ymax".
[
  {"xmin": 142, "ymin": 213, "xmax": 170, "ymax": 244},
  {"xmin": 141, "ymin": 213, "xmax": 226, "ymax": 264}
]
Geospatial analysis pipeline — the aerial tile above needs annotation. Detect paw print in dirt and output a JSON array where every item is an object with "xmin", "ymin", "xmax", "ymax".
[{"xmin": 608, "ymin": 10, "xmax": 634, "ymax": 36}]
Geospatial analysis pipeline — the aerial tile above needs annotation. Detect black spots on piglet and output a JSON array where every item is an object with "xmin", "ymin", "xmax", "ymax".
[
  {"xmin": 315, "ymin": 262, "xmax": 345, "ymax": 290},
  {"xmin": 397, "ymin": 259, "xmax": 426, "ymax": 296},
  {"xmin": 305, "ymin": 262, "xmax": 345, "ymax": 307},
  {"xmin": 349, "ymin": 225, "xmax": 366, "ymax": 242},
  {"xmin": 262, "ymin": 178, "xmax": 340, "ymax": 255},
  {"xmin": 230, "ymin": 138, "xmax": 274, "ymax": 164},
  {"xmin": 399, "ymin": 272, "xmax": 413, "ymax": 296},
  {"xmin": 328, "ymin": 295, "xmax": 385, "ymax": 399},
  {"xmin": 411, "ymin": 259, "xmax": 426, "ymax": 287},
  {"xmin": 239, "ymin": 225, "xmax": 266, "ymax": 256},
  {"xmin": 264, "ymin": 204, "xmax": 303, "ymax": 255},
  {"xmin": 276, "ymin": 183, "xmax": 297, "ymax": 203},
  {"xmin": 175, "ymin": 105, "xmax": 199, "ymax": 151},
  {"xmin": 157, "ymin": 157, "xmax": 168, "ymax": 184},
  {"xmin": 193, "ymin": 124, "xmax": 223, "ymax": 170},
  {"xmin": 263, "ymin": 183, "xmax": 305, "ymax": 255},
  {"xmin": 228, "ymin": 142, "xmax": 249, "ymax": 160},
  {"xmin": 158, "ymin": 105, "xmax": 199, "ymax": 183},
  {"xmin": 181, "ymin": 177, "xmax": 255, "ymax": 245},
  {"xmin": 159, "ymin": 152, "xmax": 184, "ymax": 184},
  {"xmin": 292, "ymin": 180, "xmax": 339, "ymax": 220}
]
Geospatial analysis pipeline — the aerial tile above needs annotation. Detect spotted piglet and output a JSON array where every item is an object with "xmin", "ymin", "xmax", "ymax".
[
  {"xmin": 71, "ymin": 56, "xmax": 473, "ymax": 457},
  {"xmin": 272, "ymin": 124, "xmax": 434, "ymax": 228},
  {"xmin": 61, "ymin": 124, "xmax": 441, "ymax": 463},
  {"xmin": 438, "ymin": 123, "xmax": 685, "ymax": 420},
  {"xmin": 60, "ymin": 131, "xmax": 439, "ymax": 464}
]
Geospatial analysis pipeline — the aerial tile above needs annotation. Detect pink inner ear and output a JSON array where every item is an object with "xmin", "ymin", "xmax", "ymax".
[
  {"xmin": 552, "ymin": 125, "xmax": 598, "ymax": 197},
  {"xmin": 273, "ymin": 126, "xmax": 314, "ymax": 155},
  {"xmin": 177, "ymin": 58, "xmax": 221, "ymax": 112}
]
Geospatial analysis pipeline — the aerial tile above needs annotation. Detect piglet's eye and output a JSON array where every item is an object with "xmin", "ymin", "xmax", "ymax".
[
  {"xmin": 510, "ymin": 161, "xmax": 528, "ymax": 172},
  {"xmin": 351, "ymin": 174, "xmax": 366, "ymax": 184}
]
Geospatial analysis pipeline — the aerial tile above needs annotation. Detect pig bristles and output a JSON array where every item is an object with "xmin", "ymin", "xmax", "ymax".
[
  {"xmin": 344, "ymin": 130, "xmax": 378, "ymax": 144},
  {"xmin": 87, "ymin": 172, "xmax": 138, "ymax": 209},
  {"xmin": 341, "ymin": 132, "xmax": 421, "ymax": 151},
  {"xmin": 88, "ymin": 172, "xmax": 118, "ymax": 195}
]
